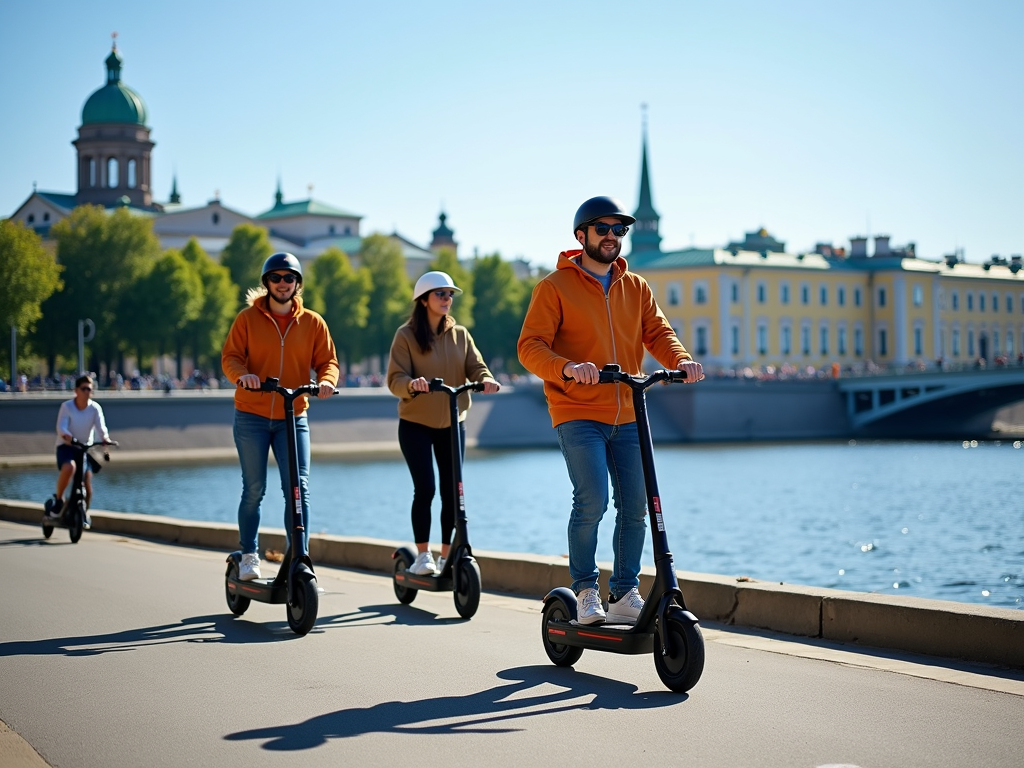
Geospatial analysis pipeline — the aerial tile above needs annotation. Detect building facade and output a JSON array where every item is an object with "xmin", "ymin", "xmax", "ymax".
[{"xmin": 628, "ymin": 134, "xmax": 1024, "ymax": 370}]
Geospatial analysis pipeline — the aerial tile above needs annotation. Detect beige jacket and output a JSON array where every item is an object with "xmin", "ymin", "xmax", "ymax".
[{"xmin": 387, "ymin": 316, "xmax": 495, "ymax": 428}]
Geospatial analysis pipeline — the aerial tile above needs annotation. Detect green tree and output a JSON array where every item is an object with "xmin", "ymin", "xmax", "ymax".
[
  {"xmin": 429, "ymin": 247, "xmax": 474, "ymax": 328},
  {"xmin": 360, "ymin": 234, "xmax": 411, "ymax": 368},
  {"xmin": 307, "ymin": 247, "xmax": 371, "ymax": 374},
  {"xmin": 0, "ymin": 220, "xmax": 63, "ymax": 380},
  {"xmin": 220, "ymin": 224, "xmax": 272, "ymax": 305},
  {"xmin": 31, "ymin": 205, "xmax": 160, "ymax": 376},
  {"xmin": 180, "ymin": 238, "xmax": 237, "ymax": 373},
  {"xmin": 470, "ymin": 253, "xmax": 527, "ymax": 372}
]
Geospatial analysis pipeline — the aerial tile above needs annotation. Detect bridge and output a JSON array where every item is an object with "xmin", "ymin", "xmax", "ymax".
[{"xmin": 837, "ymin": 367, "xmax": 1024, "ymax": 437}]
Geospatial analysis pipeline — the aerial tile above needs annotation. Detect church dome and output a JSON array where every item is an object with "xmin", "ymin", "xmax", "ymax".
[{"xmin": 81, "ymin": 46, "xmax": 148, "ymax": 126}]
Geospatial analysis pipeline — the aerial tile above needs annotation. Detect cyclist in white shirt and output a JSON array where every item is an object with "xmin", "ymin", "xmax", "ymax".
[{"xmin": 47, "ymin": 375, "xmax": 113, "ymax": 520}]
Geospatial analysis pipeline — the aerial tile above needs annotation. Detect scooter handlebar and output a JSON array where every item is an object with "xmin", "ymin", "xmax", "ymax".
[
  {"xmin": 423, "ymin": 379, "xmax": 488, "ymax": 396},
  {"xmin": 244, "ymin": 378, "xmax": 335, "ymax": 398},
  {"xmin": 597, "ymin": 364, "xmax": 688, "ymax": 389}
]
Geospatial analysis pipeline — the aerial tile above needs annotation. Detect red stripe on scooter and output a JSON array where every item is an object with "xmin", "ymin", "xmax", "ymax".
[
  {"xmin": 241, "ymin": 586, "xmax": 262, "ymax": 594},
  {"xmin": 579, "ymin": 631, "xmax": 622, "ymax": 641},
  {"xmin": 548, "ymin": 628, "xmax": 566, "ymax": 636}
]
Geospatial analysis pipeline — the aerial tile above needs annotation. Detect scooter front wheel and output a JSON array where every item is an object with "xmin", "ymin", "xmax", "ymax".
[
  {"xmin": 42, "ymin": 523, "xmax": 54, "ymax": 539},
  {"xmin": 287, "ymin": 573, "xmax": 319, "ymax": 636},
  {"xmin": 653, "ymin": 608, "xmax": 705, "ymax": 693},
  {"xmin": 541, "ymin": 595, "xmax": 584, "ymax": 667},
  {"xmin": 225, "ymin": 561, "xmax": 251, "ymax": 616},
  {"xmin": 69, "ymin": 501, "xmax": 85, "ymax": 544},
  {"xmin": 453, "ymin": 557, "xmax": 481, "ymax": 619},
  {"xmin": 393, "ymin": 547, "xmax": 418, "ymax": 605}
]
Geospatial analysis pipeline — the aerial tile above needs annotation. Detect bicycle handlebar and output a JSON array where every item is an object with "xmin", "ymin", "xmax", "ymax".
[
  {"xmin": 597, "ymin": 364, "xmax": 688, "ymax": 390},
  {"xmin": 68, "ymin": 437, "xmax": 119, "ymax": 449}
]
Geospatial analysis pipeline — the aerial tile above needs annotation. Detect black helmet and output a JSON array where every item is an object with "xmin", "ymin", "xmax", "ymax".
[
  {"xmin": 261, "ymin": 252, "xmax": 302, "ymax": 284},
  {"xmin": 573, "ymin": 196, "xmax": 636, "ymax": 235}
]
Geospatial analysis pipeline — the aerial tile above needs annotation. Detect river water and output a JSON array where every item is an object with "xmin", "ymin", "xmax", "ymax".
[{"xmin": 2, "ymin": 440, "xmax": 1021, "ymax": 609}]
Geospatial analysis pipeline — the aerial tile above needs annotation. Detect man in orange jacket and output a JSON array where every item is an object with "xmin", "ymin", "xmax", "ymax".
[
  {"xmin": 518, "ymin": 196, "xmax": 704, "ymax": 625},
  {"xmin": 221, "ymin": 252, "xmax": 340, "ymax": 581}
]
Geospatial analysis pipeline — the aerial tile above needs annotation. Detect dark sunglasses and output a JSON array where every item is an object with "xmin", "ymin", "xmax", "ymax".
[
  {"xmin": 591, "ymin": 222, "xmax": 629, "ymax": 237},
  {"xmin": 433, "ymin": 290, "xmax": 457, "ymax": 299},
  {"xmin": 78, "ymin": 386, "xmax": 93, "ymax": 392},
  {"xmin": 267, "ymin": 273, "xmax": 298, "ymax": 284}
]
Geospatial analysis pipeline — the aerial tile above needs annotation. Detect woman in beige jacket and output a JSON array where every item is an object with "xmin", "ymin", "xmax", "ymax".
[{"xmin": 387, "ymin": 271, "xmax": 500, "ymax": 575}]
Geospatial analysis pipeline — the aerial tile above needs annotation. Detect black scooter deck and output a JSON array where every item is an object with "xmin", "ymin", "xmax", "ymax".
[
  {"xmin": 394, "ymin": 570, "xmax": 454, "ymax": 592},
  {"xmin": 546, "ymin": 619, "xmax": 654, "ymax": 655},
  {"xmin": 226, "ymin": 575, "xmax": 289, "ymax": 604}
]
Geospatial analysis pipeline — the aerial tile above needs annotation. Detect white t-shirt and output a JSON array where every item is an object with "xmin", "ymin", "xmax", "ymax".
[{"xmin": 55, "ymin": 399, "xmax": 110, "ymax": 447}]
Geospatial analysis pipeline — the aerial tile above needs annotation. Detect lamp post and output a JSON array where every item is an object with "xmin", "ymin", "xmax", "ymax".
[
  {"xmin": 9, "ymin": 326, "xmax": 14, "ymax": 392},
  {"xmin": 78, "ymin": 318, "xmax": 95, "ymax": 375}
]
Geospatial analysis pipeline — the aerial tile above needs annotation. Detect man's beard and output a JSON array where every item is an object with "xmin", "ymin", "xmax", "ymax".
[
  {"xmin": 269, "ymin": 286, "xmax": 296, "ymax": 305},
  {"xmin": 584, "ymin": 238, "xmax": 620, "ymax": 264}
]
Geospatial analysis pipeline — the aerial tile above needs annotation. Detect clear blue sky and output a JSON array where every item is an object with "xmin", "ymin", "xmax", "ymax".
[{"xmin": 2, "ymin": 1, "xmax": 1021, "ymax": 268}]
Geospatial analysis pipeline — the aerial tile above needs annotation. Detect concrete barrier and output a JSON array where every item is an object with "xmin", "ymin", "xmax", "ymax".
[{"xmin": 3, "ymin": 498, "xmax": 1021, "ymax": 669}]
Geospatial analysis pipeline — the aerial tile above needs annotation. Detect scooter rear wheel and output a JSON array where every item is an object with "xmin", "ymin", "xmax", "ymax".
[
  {"xmin": 393, "ymin": 548, "xmax": 418, "ymax": 605},
  {"xmin": 453, "ymin": 557, "xmax": 481, "ymax": 619},
  {"xmin": 287, "ymin": 573, "xmax": 319, "ymax": 636},
  {"xmin": 69, "ymin": 501, "xmax": 85, "ymax": 543},
  {"xmin": 541, "ymin": 596, "xmax": 584, "ymax": 667},
  {"xmin": 653, "ymin": 609, "xmax": 705, "ymax": 693},
  {"xmin": 225, "ymin": 562, "xmax": 251, "ymax": 616}
]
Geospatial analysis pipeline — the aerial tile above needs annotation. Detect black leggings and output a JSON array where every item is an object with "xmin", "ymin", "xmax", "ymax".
[{"xmin": 398, "ymin": 418, "xmax": 466, "ymax": 545}]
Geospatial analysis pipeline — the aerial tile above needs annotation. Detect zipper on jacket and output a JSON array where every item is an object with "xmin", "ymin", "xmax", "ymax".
[
  {"xmin": 264, "ymin": 304, "xmax": 295, "ymax": 419},
  {"xmin": 604, "ymin": 288, "xmax": 622, "ymax": 425}
]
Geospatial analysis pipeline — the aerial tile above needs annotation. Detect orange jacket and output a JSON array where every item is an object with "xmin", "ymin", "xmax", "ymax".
[
  {"xmin": 517, "ymin": 250, "xmax": 691, "ymax": 427},
  {"xmin": 221, "ymin": 291, "xmax": 340, "ymax": 420}
]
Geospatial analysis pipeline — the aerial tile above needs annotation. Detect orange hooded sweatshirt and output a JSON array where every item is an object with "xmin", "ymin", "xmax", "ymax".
[
  {"xmin": 517, "ymin": 250, "xmax": 691, "ymax": 427},
  {"xmin": 221, "ymin": 289, "xmax": 340, "ymax": 420}
]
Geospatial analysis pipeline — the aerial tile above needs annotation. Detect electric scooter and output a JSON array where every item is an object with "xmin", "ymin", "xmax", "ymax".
[
  {"xmin": 392, "ymin": 378, "xmax": 487, "ymax": 619},
  {"xmin": 540, "ymin": 364, "xmax": 705, "ymax": 693},
  {"xmin": 224, "ymin": 378, "xmax": 336, "ymax": 636},
  {"xmin": 42, "ymin": 438, "xmax": 117, "ymax": 543}
]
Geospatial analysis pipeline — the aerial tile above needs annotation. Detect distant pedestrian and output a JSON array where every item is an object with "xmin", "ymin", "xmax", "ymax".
[
  {"xmin": 518, "ymin": 196, "xmax": 703, "ymax": 625},
  {"xmin": 386, "ymin": 271, "xmax": 500, "ymax": 575}
]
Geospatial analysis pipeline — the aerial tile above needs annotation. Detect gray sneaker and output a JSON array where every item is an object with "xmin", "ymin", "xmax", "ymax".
[
  {"xmin": 576, "ymin": 587, "xmax": 607, "ymax": 625},
  {"xmin": 239, "ymin": 553, "xmax": 262, "ymax": 581},
  {"xmin": 606, "ymin": 587, "xmax": 644, "ymax": 624}
]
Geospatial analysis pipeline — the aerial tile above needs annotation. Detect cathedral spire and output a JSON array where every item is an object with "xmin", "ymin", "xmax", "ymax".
[{"xmin": 631, "ymin": 104, "xmax": 662, "ymax": 254}]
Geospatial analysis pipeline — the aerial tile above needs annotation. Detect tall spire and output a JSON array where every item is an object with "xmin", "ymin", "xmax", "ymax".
[
  {"xmin": 631, "ymin": 104, "xmax": 662, "ymax": 254},
  {"xmin": 274, "ymin": 176, "xmax": 283, "ymax": 207},
  {"xmin": 169, "ymin": 173, "xmax": 180, "ymax": 204}
]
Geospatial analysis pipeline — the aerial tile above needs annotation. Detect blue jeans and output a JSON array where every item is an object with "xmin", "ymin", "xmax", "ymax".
[
  {"xmin": 233, "ymin": 409, "xmax": 311, "ymax": 555},
  {"xmin": 556, "ymin": 420, "xmax": 647, "ymax": 599}
]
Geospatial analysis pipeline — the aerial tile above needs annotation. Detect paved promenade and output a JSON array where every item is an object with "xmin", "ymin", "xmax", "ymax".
[{"xmin": 1, "ymin": 519, "xmax": 1022, "ymax": 768}]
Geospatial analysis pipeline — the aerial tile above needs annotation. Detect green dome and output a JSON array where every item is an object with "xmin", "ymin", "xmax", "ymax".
[{"xmin": 81, "ymin": 47, "xmax": 149, "ymax": 126}]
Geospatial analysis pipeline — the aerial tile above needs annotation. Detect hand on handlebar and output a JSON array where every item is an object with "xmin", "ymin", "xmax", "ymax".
[
  {"xmin": 316, "ymin": 381, "xmax": 336, "ymax": 399},
  {"xmin": 238, "ymin": 374, "xmax": 261, "ymax": 390},
  {"xmin": 481, "ymin": 380, "xmax": 501, "ymax": 394},
  {"xmin": 562, "ymin": 361, "xmax": 600, "ymax": 385},
  {"xmin": 61, "ymin": 433, "xmax": 72, "ymax": 444},
  {"xmin": 677, "ymin": 359, "xmax": 705, "ymax": 383},
  {"xmin": 408, "ymin": 377, "xmax": 430, "ymax": 394}
]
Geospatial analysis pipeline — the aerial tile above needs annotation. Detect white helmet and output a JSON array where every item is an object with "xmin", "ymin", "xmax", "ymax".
[{"xmin": 413, "ymin": 270, "xmax": 463, "ymax": 301}]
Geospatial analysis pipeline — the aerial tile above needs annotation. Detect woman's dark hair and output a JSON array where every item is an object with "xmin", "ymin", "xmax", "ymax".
[{"xmin": 409, "ymin": 296, "xmax": 446, "ymax": 353}]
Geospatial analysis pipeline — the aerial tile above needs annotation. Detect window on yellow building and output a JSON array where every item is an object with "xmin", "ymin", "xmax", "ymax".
[
  {"xmin": 952, "ymin": 291, "xmax": 959, "ymax": 310},
  {"xmin": 800, "ymin": 284, "xmax": 809, "ymax": 305},
  {"xmin": 819, "ymin": 326, "xmax": 828, "ymax": 355},
  {"xmin": 819, "ymin": 285, "xmax": 827, "ymax": 306},
  {"xmin": 854, "ymin": 326, "xmax": 864, "ymax": 356},
  {"xmin": 967, "ymin": 293, "xmax": 974, "ymax": 311},
  {"xmin": 838, "ymin": 286, "xmax": 845, "ymax": 306},
  {"xmin": 838, "ymin": 327, "xmax": 847, "ymax": 355},
  {"xmin": 980, "ymin": 293, "xmax": 986, "ymax": 312},
  {"xmin": 731, "ymin": 283, "xmax": 739, "ymax": 303},
  {"xmin": 668, "ymin": 283, "xmax": 681, "ymax": 306},
  {"xmin": 801, "ymin": 326, "xmax": 810, "ymax": 355},
  {"xmin": 731, "ymin": 325, "xmax": 740, "ymax": 355},
  {"xmin": 879, "ymin": 328, "xmax": 888, "ymax": 356},
  {"xmin": 914, "ymin": 327, "xmax": 922, "ymax": 356},
  {"xmin": 913, "ymin": 285, "xmax": 923, "ymax": 307},
  {"xmin": 696, "ymin": 326, "xmax": 708, "ymax": 356},
  {"xmin": 968, "ymin": 330, "xmax": 975, "ymax": 357},
  {"xmin": 780, "ymin": 283, "xmax": 790, "ymax": 304},
  {"xmin": 757, "ymin": 324, "xmax": 767, "ymax": 355},
  {"xmin": 854, "ymin": 287, "xmax": 862, "ymax": 307},
  {"xmin": 992, "ymin": 292, "xmax": 999, "ymax": 313},
  {"xmin": 1006, "ymin": 294, "xmax": 1013, "ymax": 313},
  {"xmin": 1007, "ymin": 331, "xmax": 1015, "ymax": 357},
  {"xmin": 695, "ymin": 283, "xmax": 708, "ymax": 305},
  {"xmin": 952, "ymin": 328, "xmax": 960, "ymax": 356},
  {"xmin": 781, "ymin": 326, "xmax": 791, "ymax": 355},
  {"xmin": 878, "ymin": 287, "xmax": 887, "ymax": 308},
  {"xmin": 757, "ymin": 282, "xmax": 766, "ymax": 303}
]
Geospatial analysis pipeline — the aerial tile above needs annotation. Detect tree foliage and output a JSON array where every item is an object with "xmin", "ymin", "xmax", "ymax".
[
  {"xmin": 360, "ymin": 234, "xmax": 411, "ymax": 367},
  {"xmin": 220, "ymin": 224, "xmax": 272, "ymax": 305},
  {"xmin": 180, "ymin": 238, "xmax": 237, "ymax": 371},
  {"xmin": 470, "ymin": 253, "xmax": 529, "ymax": 371},
  {"xmin": 306, "ymin": 246, "xmax": 371, "ymax": 374},
  {"xmin": 0, "ymin": 220, "xmax": 63, "ymax": 378},
  {"xmin": 429, "ymin": 247, "xmax": 474, "ymax": 329},
  {"xmin": 31, "ymin": 205, "xmax": 160, "ymax": 373}
]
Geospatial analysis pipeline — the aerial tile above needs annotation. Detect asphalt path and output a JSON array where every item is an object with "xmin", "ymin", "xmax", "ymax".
[{"xmin": 1, "ymin": 519, "xmax": 1021, "ymax": 768}]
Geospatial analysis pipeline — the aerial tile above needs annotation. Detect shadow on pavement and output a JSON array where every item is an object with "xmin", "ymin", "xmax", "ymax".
[
  {"xmin": 224, "ymin": 664, "xmax": 685, "ymax": 750},
  {"xmin": 313, "ymin": 603, "xmax": 466, "ymax": 629},
  {"xmin": 0, "ymin": 537, "xmax": 73, "ymax": 548},
  {"xmin": 0, "ymin": 613, "xmax": 298, "ymax": 657}
]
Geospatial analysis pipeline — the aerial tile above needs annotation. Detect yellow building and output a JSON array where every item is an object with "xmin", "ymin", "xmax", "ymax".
[{"xmin": 626, "ymin": 132, "xmax": 1024, "ymax": 370}]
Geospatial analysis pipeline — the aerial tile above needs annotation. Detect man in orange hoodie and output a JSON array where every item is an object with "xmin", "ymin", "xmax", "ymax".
[
  {"xmin": 221, "ymin": 252, "xmax": 339, "ymax": 581},
  {"xmin": 518, "ymin": 196, "xmax": 704, "ymax": 625}
]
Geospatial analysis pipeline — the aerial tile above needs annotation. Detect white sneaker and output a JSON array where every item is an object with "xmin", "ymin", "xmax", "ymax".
[
  {"xmin": 606, "ymin": 587, "xmax": 644, "ymax": 624},
  {"xmin": 436, "ymin": 556, "xmax": 447, "ymax": 573},
  {"xmin": 409, "ymin": 551, "xmax": 436, "ymax": 575},
  {"xmin": 239, "ymin": 553, "xmax": 262, "ymax": 581},
  {"xmin": 576, "ymin": 587, "xmax": 606, "ymax": 625}
]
